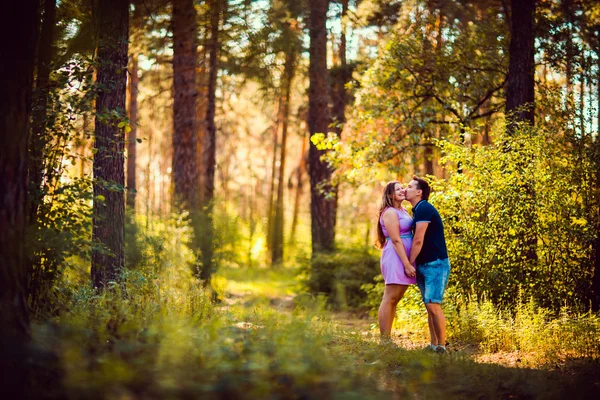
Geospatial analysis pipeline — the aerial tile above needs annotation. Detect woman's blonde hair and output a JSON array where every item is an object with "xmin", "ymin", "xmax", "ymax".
[{"xmin": 375, "ymin": 181, "xmax": 399, "ymax": 249}]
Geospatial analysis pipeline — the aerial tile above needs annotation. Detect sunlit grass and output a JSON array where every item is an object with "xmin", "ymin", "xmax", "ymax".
[{"xmin": 216, "ymin": 265, "xmax": 304, "ymax": 299}]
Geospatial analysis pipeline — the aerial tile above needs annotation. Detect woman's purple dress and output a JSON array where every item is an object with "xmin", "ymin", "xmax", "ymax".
[{"xmin": 380, "ymin": 207, "xmax": 416, "ymax": 285}]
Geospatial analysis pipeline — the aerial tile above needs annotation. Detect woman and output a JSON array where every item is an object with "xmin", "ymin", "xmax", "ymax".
[{"xmin": 376, "ymin": 181, "xmax": 416, "ymax": 341}]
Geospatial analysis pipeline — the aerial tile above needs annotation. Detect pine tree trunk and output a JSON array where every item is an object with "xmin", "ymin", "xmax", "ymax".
[
  {"xmin": 200, "ymin": 0, "xmax": 222, "ymax": 282},
  {"xmin": 505, "ymin": 0, "xmax": 537, "ymax": 266},
  {"xmin": 272, "ymin": 50, "xmax": 297, "ymax": 265},
  {"xmin": 308, "ymin": 0, "xmax": 335, "ymax": 254},
  {"xmin": 289, "ymin": 135, "xmax": 308, "ymax": 243},
  {"xmin": 563, "ymin": 0, "xmax": 574, "ymax": 99},
  {"xmin": 26, "ymin": 0, "xmax": 56, "ymax": 309},
  {"xmin": 29, "ymin": 0, "xmax": 56, "ymax": 221},
  {"xmin": 172, "ymin": 0, "xmax": 198, "ymax": 210},
  {"xmin": 266, "ymin": 99, "xmax": 282, "ymax": 256},
  {"xmin": 91, "ymin": 0, "xmax": 129, "ymax": 289},
  {"xmin": 127, "ymin": 4, "xmax": 142, "ymax": 211},
  {"xmin": 506, "ymin": 0, "xmax": 535, "ymax": 129},
  {"xmin": 593, "ymin": 56, "xmax": 600, "ymax": 311},
  {"xmin": 0, "ymin": 0, "xmax": 39, "ymax": 344}
]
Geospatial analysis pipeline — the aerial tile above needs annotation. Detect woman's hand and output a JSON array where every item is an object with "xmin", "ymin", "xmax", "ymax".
[{"xmin": 404, "ymin": 263, "xmax": 416, "ymax": 278}]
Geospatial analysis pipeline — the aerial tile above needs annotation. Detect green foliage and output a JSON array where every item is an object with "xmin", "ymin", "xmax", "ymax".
[
  {"xmin": 28, "ymin": 53, "xmax": 97, "ymax": 315},
  {"xmin": 32, "ymin": 273, "xmax": 391, "ymax": 398},
  {"xmin": 431, "ymin": 118, "xmax": 596, "ymax": 310},
  {"xmin": 307, "ymin": 248, "xmax": 380, "ymax": 309}
]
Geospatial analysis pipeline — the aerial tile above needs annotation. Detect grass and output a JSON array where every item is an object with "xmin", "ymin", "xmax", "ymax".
[{"xmin": 13, "ymin": 260, "xmax": 600, "ymax": 399}]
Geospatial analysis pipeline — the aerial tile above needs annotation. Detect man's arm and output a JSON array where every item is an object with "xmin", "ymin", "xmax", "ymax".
[{"xmin": 409, "ymin": 222, "xmax": 429, "ymax": 265}]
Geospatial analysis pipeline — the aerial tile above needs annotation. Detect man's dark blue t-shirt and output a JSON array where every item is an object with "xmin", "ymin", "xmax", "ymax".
[{"xmin": 412, "ymin": 200, "xmax": 448, "ymax": 265}]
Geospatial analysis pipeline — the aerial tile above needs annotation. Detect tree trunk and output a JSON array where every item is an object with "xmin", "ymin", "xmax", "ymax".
[
  {"xmin": 91, "ymin": 0, "xmax": 129, "ymax": 289},
  {"xmin": 562, "ymin": 0, "xmax": 574, "ymax": 99},
  {"xmin": 172, "ymin": 0, "xmax": 198, "ymax": 211},
  {"xmin": 593, "ymin": 56, "xmax": 600, "ymax": 311},
  {"xmin": 579, "ymin": 56, "xmax": 586, "ymax": 136},
  {"xmin": 0, "ymin": 0, "xmax": 39, "ymax": 344},
  {"xmin": 505, "ymin": 0, "xmax": 535, "ymax": 130},
  {"xmin": 505, "ymin": 0, "xmax": 537, "ymax": 266},
  {"xmin": 290, "ymin": 135, "xmax": 308, "ymax": 243},
  {"xmin": 26, "ymin": 0, "xmax": 56, "ymax": 310},
  {"xmin": 29, "ymin": 0, "xmax": 56, "ymax": 221},
  {"xmin": 266, "ymin": 99, "xmax": 282, "ymax": 257},
  {"xmin": 127, "ymin": 3, "xmax": 143, "ymax": 211},
  {"xmin": 272, "ymin": 50, "xmax": 297, "ymax": 265},
  {"xmin": 308, "ymin": 0, "xmax": 335, "ymax": 254},
  {"xmin": 200, "ymin": 0, "xmax": 222, "ymax": 282}
]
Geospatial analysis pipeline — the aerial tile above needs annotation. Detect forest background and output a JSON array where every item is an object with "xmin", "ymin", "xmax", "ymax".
[{"xmin": 2, "ymin": 0, "xmax": 600, "ymax": 398}]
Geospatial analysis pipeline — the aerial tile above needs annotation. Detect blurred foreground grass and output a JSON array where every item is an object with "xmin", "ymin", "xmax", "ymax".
[{"xmin": 16, "ymin": 264, "xmax": 600, "ymax": 399}]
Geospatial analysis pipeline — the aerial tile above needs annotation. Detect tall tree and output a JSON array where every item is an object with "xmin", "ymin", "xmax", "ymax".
[
  {"xmin": 200, "ymin": 0, "xmax": 223, "ymax": 282},
  {"xmin": 505, "ymin": 0, "xmax": 537, "ymax": 267},
  {"xmin": 308, "ymin": 0, "xmax": 335, "ymax": 254},
  {"xmin": 505, "ymin": 0, "xmax": 536, "ymax": 129},
  {"xmin": 0, "ymin": 0, "xmax": 39, "ymax": 342},
  {"xmin": 91, "ymin": 0, "xmax": 129, "ymax": 289},
  {"xmin": 127, "ymin": 2, "xmax": 143, "ymax": 210},
  {"xmin": 272, "ymin": 47, "xmax": 298, "ymax": 264},
  {"xmin": 172, "ymin": 0, "xmax": 198, "ymax": 212},
  {"xmin": 29, "ymin": 0, "xmax": 56, "ymax": 220}
]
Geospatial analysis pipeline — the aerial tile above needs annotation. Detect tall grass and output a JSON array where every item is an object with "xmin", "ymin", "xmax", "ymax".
[{"xmin": 363, "ymin": 282, "xmax": 600, "ymax": 365}]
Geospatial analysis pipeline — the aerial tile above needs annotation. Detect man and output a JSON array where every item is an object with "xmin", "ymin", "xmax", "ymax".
[{"xmin": 405, "ymin": 175, "xmax": 450, "ymax": 354}]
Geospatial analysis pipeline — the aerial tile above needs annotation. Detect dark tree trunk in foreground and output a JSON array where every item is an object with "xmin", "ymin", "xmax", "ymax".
[
  {"xmin": 505, "ymin": 0, "xmax": 535, "ymax": 129},
  {"xmin": 308, "ymin": 0, "xmax": 335, "ymax": 254},
  {"xmin": 272, "ymin": 49, "xmax": 297, "ymax": 265},
  {"xmin": 505, "ymin": 0, "xmax": 537, "ymax": 267},
  {"xmin": 200, "ymin": 0, "xmax": 222, "ymax": 282},
  {"xmin": 91, "ymin": 0, "xmax": 129, "ymax": 289},
  {"xmin": 0, "ymin": 0, "xmax": 39, "ymax": 343}
]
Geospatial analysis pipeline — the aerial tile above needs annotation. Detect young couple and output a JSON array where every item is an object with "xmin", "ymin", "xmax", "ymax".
[{"xmin": 376, "ymin": 175, "xmax": 450, "ymax": 354}]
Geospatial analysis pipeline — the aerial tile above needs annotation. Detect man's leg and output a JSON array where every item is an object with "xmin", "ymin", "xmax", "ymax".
[
  {"xmin": 427, "ymin": 311, "xmax": 438, "ymax": 345},
  {"xmin": 378, "ymin": 284, "xmax": 408, "ymax": 338},
  {"xmin": 424, "ymin": 302, "xmax": 446, "ymax": 346}
]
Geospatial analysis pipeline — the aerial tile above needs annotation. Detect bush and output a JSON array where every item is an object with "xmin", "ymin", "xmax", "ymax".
[
  {"xmin": 432, "ymin": 119, "xmax": 597, "ymax": 311},
  {"xmin": 308, "ymin": 249, "xmax": 380, "ymax": 309}
]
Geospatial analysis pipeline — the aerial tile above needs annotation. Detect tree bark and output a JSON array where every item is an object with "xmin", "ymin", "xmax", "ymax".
[
  {"xmin": 289, "ymin": 134, "xmax": 308, "ymax": 243},
  {"xmin": 272, "ymin": 49, "xmax": 297, "ymax": 265},
  {"xmin": 308, "ymin": 0, "xmax": 335, "ymax": 254},
  {"xmin": 172, "ymin": 0, "xmax": 198, "ymax": 211},
  {"xmin": 562, "ymin": 0, "xmax": 574, "ymax": 98},
  {"xmin": 505, "ymin": 0, "xmax": 535, "ymax": 130},
  {"xmin": 266, "ymin": 99, "xmax": 282, "ymax": 256},
  {"xmin": 200, "ymin": 0, "xmax": 222, "ymax": 282},
  {"xmin": 505, "ymin": 0, "xmax": 537, "ymax": 266},
  {"xmin": 29, "ymin": 0, "xmax": 56, "ymax": 221},
  {"xmin": 127, "ymin": 3, "xmax": 143, "ymax": 211},
  {"xmin": 91, "ymin": 0, "xmax": 129, "ymax": 289},
  {"xmin": 0, "ymin": 0, "xmax": 39, "ymax": 343},
  {"xmin": 593, "ymin": 55, "xmax": 600, "ymax": 311}
]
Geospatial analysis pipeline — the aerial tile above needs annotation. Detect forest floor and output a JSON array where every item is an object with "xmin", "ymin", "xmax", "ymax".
[{"xmin": 217, "ymin": 266, "xmax": 600, "ymax": 399}]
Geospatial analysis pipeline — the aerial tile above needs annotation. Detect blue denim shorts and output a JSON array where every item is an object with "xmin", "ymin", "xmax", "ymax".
[{"xmin": 416, "ymin": 258, "xmax": 450, "ymax": 304}]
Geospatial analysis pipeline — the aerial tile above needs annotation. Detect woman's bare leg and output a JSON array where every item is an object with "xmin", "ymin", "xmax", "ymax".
[{"xmin": 378, "ymin": 284, "xmax": 408, "ymax": 338}]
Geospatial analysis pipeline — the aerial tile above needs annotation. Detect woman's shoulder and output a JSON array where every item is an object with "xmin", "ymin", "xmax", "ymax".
[{"xmin": 382, "ymin": 207, "xmax": 397, "ymax": 217}]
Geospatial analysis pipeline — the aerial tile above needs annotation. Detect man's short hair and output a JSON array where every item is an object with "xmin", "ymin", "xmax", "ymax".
[{"xmin": 412, "ymin": 175, "xmax": 431, "ymax": 201}]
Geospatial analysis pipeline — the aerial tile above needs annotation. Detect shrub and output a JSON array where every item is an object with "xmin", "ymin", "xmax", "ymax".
[{"xmin": 308, "ymin": 249, "xmax": 380, "ymax": 309}]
